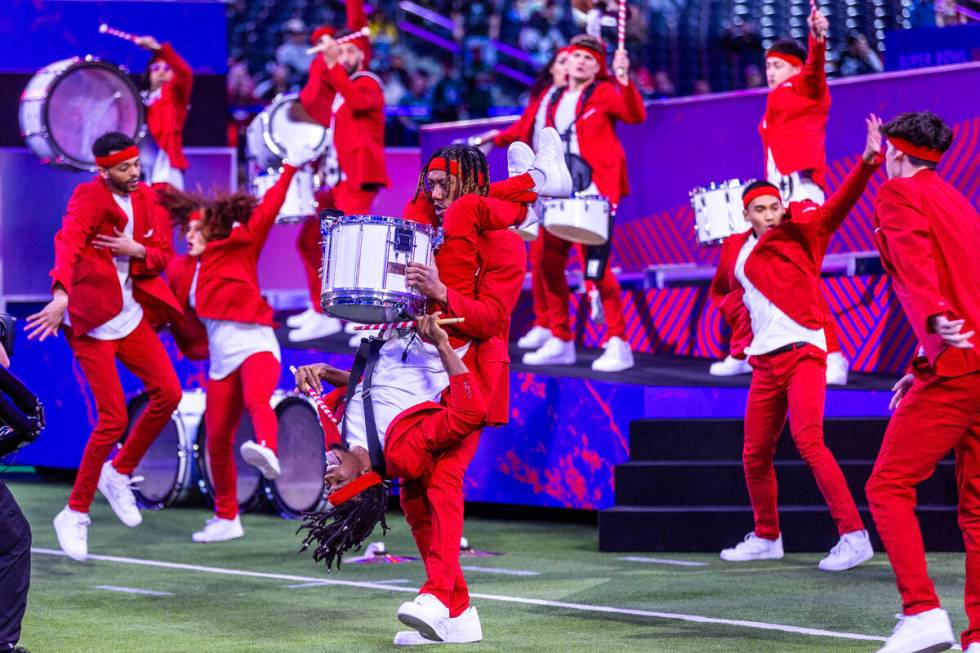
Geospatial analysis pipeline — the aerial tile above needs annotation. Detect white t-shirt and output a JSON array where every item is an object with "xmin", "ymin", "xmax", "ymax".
[
  {"xmin": 554, "ymin": 88, "xmax": 583, "ymax": 156},
  {"xmin": 766, "ymin": 147, "xmax": 825, "ymax": 204},
  {"xmin": 531, "ymin": 86, "xmax": 558, "ymax": 151},
  {"xmin": 734, "ymin": 232, "xmax": 827, "ymax": 356},
  {"xmin": 189, "ymin": 261, "xmax": 281, "ymax": 380}
]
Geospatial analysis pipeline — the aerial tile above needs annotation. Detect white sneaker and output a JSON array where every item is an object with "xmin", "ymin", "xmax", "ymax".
[
  {"xmin": 522, "ymin": 336, "xmax": 576, "ymax": 366},
  {"xmin": 589, "ymin": 289, "xmax": 605, "ymax": 324},
  {"xmin": 530, "ymin": 128, "xmax": 573, "ymax": 197},
  {"xmin": 287, "ymin": 307, "xmax": 318, "ymax": 328},
  {"xmin": 592, "ymin": 336, "xmax": 634, "ymax": 372},
  {"xmin": 507, "ymin": 141, "xmax": 534, "ymax": 177},
  {"xmin": 393, "ymin": 607, "xmax": 483, "ymax": 646},
  {"xmin": 287, "ymin": 313, "xmax": 343, "ymax": 342},
  {"xmin": 349, "ymin": 332, "xmax": 367, "ymax": 348},
  {"xmin": 513, "ymin": 199, "xmax": 543, "ymax": 239},
  {"xmin": 818, "ymin": 529, "xmax": 874, "ymax": 571},
  {"xmin": 398, "ymin": 593, "xmax": 451, "ymax": 642},
  {"xmin": 720, "ymin": 532, "xmax": 784, "ymax": 562},
  {"xmin": 192, "ymin": 515, "xmax": 244, "ymax": 543},
  {"xmin": 517, "ymin": 326, "xmax": 552, "ymax": 349},
  {"xmin": 709, "ymin": 355, "xmax": 752, "ymax": 376},
  {"xmin": 97, "ymin": 461, "xmax": 142, "ymax": 527},
  {"xmin": 53, "ymin": 506, "xmax": 91, "ymax": 562},
  {"xmin": 876, "ymin": 608, "xmax": 955, "ymax": 653},
  {"xmin": 240, "ymin": 441, "xmax": 281, "ymax": 480},
  {"xmin": 964, "ymin": 643, "xmax": 980, "ymax": 652},
  {"xmin": 344, "ymin": 321, "xmax": 359, "ymax": 334},
  {"xmin": 826, "ymin": 351, "xmax": 850, "ymax": 386}
]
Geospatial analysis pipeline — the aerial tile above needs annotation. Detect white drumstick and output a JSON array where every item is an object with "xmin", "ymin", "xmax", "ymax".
[
  {"xmin": 617, "ymin": 1, "xmax": 627, "ymax": 52},
  {"xmin": 305, "ymin": 26, "xmax": 371, "ymax": 55},
  {"xmin": 352, "ymin": 317, "xmax": 465, "ymax": 331},
  {"xmin": 99, "ymin": 23, "xmax": 140, "ymax": 44},
  {"xmin": 289, "ymin": 365, "xmax": 339, "ymax": 426}
]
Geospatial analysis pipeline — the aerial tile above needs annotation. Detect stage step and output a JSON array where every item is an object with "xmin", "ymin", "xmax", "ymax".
[
  {"xmin": 614, "ymin": 460, "xmax": 957, "ymax": 507},
  {"xmin": 598, "ymin": 505, "xmax": 963, "ymax": 553}
]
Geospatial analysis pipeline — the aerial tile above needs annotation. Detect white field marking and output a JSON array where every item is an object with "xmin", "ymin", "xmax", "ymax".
[
  {"xmin": 285, "ymin": 579, "xmax": 414, "ymax": 589},
  {"xmin": 460, "ymin": 565, "xmax": 540, "ymax": 577},
  {"xmin": 33, "ymin": 548, "xmax": 885, "ymax": 644},
  {"xmin": 285, "ymin": 582, "xmax": 333, "ymax": 589},
  {"xmin": 95, "ymin": 585, "xmax": 174, "ymax": 597},
  {"xmin": 618, "ymin": 556, "xmax": 709, "ymax": 567}
]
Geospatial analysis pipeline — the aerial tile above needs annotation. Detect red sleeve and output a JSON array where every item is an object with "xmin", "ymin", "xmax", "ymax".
[
  {"xmin": 323, "ymin": 65, "xmax": 383, "ymax": 114},
  {"xmin": 300, "ymin": 57, "xmax": 334, "ymax": 126},
  {"xmin": 445, "ymin": 235, "xmax": 526, "ymax": 342},
  {"xmin": 158, "ymin": 43, "xmax": 193, "ymax": 103},
  {"xmin": 709, "ymin": 240, "xmax": 752, "ymax": 359},
  {"xmin": 876, "ymin": 182, "xmax": 955, "ymax": 332},
  {"xmin": 796, "ymin": 33, "xmax": 828, "ymax": 101},
  {"xmin": 423, "ymin": 372, "xmax": 487, "ymax": 447},
  {"xmin": 403, "ymin": 194, "xmax": 436, "ymax": 226},
  {"xmin": 50, "ymin": 184, "xmax": 100, "ymax": 294},
  {"xmin": 347, "ymin": 0, "xmax": 368, "ymax": 31},
  {"xmin": 131, "ymin": 196, "xmax": 174, "ymax": 277},
  {"xmin": 606, "ymin": 80, "xmax": 647, "ymax": 125},
  {"xmin": 818, "ymin": 158, "xmax": 880, "ymax": 233},
  {"xmin": 246, "ymin": 165, "xmax": 299, "ymax": 246}
]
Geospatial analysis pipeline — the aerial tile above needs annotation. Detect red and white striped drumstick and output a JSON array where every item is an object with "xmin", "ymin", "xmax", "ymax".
[
  {"xmin": 99, "ymin": 23, "xmax": 140, "ymax": 44},
  {"xmin": 305, "ymin": 26, "xmax": 371, "ymax": 55},
  {"xmin": 289, "ymin": 366, "xmax": 340, "ymax": 428},
  {"xmin": 617, "ymin": 0, "xmax": 627, "ymax": 51},
  {"xmin": 352, "ymin": 317, "xmax": 466, "ymax": 332}
]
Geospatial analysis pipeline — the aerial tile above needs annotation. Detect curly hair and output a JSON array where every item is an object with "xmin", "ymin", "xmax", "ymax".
[
  {"xmin": 412, "ymin": 144, "xmax": 490, "ymax": 206},
  {"xmin": 297, "ymin": 480, "xmax": 391, "ymax": 570},
  {"xmin": 156, "ymin": 187, "xmax": 258, "ymax": 241},
  {"xmin": 156, "ymin": 186, "xmax": 205, "ymax": 231}
]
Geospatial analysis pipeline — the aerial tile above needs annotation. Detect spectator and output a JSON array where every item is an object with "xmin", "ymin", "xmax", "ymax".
[
  {"xmin": 692, "ymin": 79, "xmax": 712, "ymax": 95},
  {"xmin": 652, "ymin": 69, "xmax": 676, "ymax": 99},
  {"xmin": 721, "ymin": 20, "xmax": 764, "ymax": 90},
  {"xmin": 396, "ymin": 71, "xmax": 434, "ymax": 144},
  {"xmin": 255, "ymin": 63, "xmax": 298, "ymax": 103},
  {"xmin": 381, "ymin": 68, "xmax": 407, "ymax": 106},
  {"xmin": 936, "ymin": 0, "xmax": 967, "ymax": 26},
  {"xmin": 276, "ymin": 18, "xmax": 313, "ymax": 78},
  {"xmin": 634, "ymin": 66, "xmax": 657, "ymax": 99},
  {"xmin": 743, "ymin": 64, "xmax": 765, "ymax": 89},
  {"xmin": 837, "ymin": 33, "xmax": 884, "ymax": 77},
  {"xmin": 227, "ymin": 57, "xmax": 256, "ymax": 106},
  {"xmin": 431, "ymin": 58, "xmax": 466, "ymax": 123}
]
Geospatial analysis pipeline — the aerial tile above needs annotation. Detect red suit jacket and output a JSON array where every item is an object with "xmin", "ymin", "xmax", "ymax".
[
  {"xmin": 51, "ymin": 178, "xmax": 182, "ymax": 336},
  {"xmin": 492, "ymin": 88, "xmax": 549, "ymax": 148},
  {"xmin": 146, "ymin": 43, "xmax": 193, "ymax": 171},
  {"xmin": 164, "ymin": 254, "xmax": 209, "ymax": 360},
  {"xmin": 710, "ymin": 159, "xmax": 878, "ymax": 356},
  {"xmin": 546, "ymin": 79, "xmax": 646, "ymax": 204},
  {"xmin": 874, "ymin": 169, "xmax": 980, "ymax": 378},
  {"xmin": 759, "ymin": 34, "xmax": 830, "ymax": 187}
]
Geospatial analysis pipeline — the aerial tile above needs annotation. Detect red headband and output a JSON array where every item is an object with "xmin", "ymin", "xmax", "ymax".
[
  {"xmin": 427, "ymin": 157, "xmax": 486, "ymax": 185},
  {"xmin": 888, "ymin": 136, "xmax": 945, "ymax": 163},
  {"xmin": 566, "ymin": 44, "xmax": 608, "ymax": 80},
  {"xmin": 327, "ymin": 470, "xmax": 384, "ymax": 507},
  {"xmin": 310, "ymin": 25, "xmax": 335, "ymax": 44},
  {"xmin": 766, "ymin": 52, "xmax": 804, "ymax": 68},
  {"xmin": 743, "ymin": 185, "xmax": 782, "ymax": 209},
  {"xmin": 95, "ymin": 146, "xmax": 139, "ymax": 168}
]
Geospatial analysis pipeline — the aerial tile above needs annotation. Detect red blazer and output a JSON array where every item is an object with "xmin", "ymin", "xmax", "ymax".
[
  {"xmin": 146, "ymin": 43, "xmax": 193, "ymax": 171},
  {"xmin": 710, "ymin": 159, "xmax": 878, "ymax": 354},
  {"xmin": 759, "ymin": 34, "xmax": 830, "ymax": 187},
  {"xmin": 164, "ymin": 254, "xmax": 209, "ymax": 360},
  {"xmin": 51, "ymin": 178, "xmax": 182, "ymax": 336},
  {"xmin": 492, "ymin": 88, "xmax": 550, "ymax": 148},
  {"xmin": 546, "ymin": 80, "xmax": 646, "ymax": 204},
  {"xmin": 874, "ymin": 170, "xmax": 980, "ymax": 378}
]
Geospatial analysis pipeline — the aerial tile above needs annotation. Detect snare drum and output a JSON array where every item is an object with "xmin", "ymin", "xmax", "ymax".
[
  {"xmin": 690, "ymin": 180, "xmax": 751, "ymax": 246},
  {"xmin": 246, "ymin": 93, "xmax": 329, "ymax": 170},
  {"xmin": 542, "ymin": 195, "xmax": 610, "ymax": 246},
  {"xmin": 320, "ymin": 215, "xmax": 435, "ymax": 323},
  {"xmin": 19, "ymin": 57, "xmax": 145, "ymax": 171},
  {"xmin": 124, "ymin": 390, "xmax": 205, "ymax": 510},
  {"xmin": 251, "ymin": 168, "xmax": 318, "ymax": 223},
  {"xmin": 265, "ymin": 393, "xmax": 330, "ymax": 518},
  {"xmin": 512, "ymin": 218, "xmax": 539, "ymax": 241}
]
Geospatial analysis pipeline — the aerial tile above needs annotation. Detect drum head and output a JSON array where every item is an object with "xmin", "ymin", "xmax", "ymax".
[
  {"xmin": 265, "ymin": 94, "xmax": 327, "ymax": 160},
  {"xmin": 125, "ymin": 394, "xmax": 182, "ymax": 509},
  {"xmin": 196, "ymin": 413, "xmax": 266, "ymax": 512},
  {"xmin": 544, "ymin": 224, "xmax": 609, "ymax": 246},
  {"xmin": 268, "ymin": 396, "xmax": 327, "ymax": 517}
]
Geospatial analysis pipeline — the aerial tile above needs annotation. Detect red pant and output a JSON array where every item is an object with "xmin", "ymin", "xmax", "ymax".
[
  {"xmin": 65, "ymin": 318, "xmax": 182, "ymax": 513},
  {"xmin": 744, "ymin": 344, "xmax": 864, "ymax": 539},
  {"xmin": 205, "ymin": 352, "xmax": 281, "ymax": 519},
  {"xmin": 298, "ymin": 181, "xmax": 379, "ymax": 311},
  {"xmin": 540, "ymin": 229, "xmax": 625, "ymax": 341},
  {"xmin": 529, "ymin": 237, "xmax": 549, "ymax": 329},
  {"xmin": 867, "ymin": 370, "xmax": 980, "ymax": 648}
]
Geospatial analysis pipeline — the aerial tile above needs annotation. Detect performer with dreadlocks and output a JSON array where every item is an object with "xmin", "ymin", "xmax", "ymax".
[{"xmin": 159, "ymin": 142, "xmax": 320, "ymax": 543}]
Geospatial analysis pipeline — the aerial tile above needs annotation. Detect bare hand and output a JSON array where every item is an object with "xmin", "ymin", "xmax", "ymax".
[
  {"xmin": 808, "ymin": 1, "xmax": 829, "ymax": 41},
  {"xmin": 320, "ymin": 36, "xmax": 340, "ymax": 67},
  {"xmin": 135, "ymin": 35, "xmax": 162, "ymax": 51},
  {"xmin": 930, "ymin": 315, "xmax": 975, "ymax": 349},
  {"xmin": 93, "ymin": 228, "xmax": 147, "ymax": 259},
  {"xmin": 416, "ymin": 312, "xmax": 450, "ymax": 349},
  {"xmin": 406, "ymin": 262, "xmax": 448, "ymax": 304},
  {"xmin": 613, "ymin": 48, "xmax": 630, "ymax": 85},
  {"xmin": 863, "ymin": 113, "xmax": 883, "ymax": 163},
  {"xmin": 0, "ymin": 344, "xmax": 9, "ymax": 369},
  {"xmin": 889, "ymin": 373, "xmax": 915, "ymax": 411},
  {"xmin": 294, "ymin": 363, "xmax": 349, "ymax": 394},
  {"xmin": 25, "ymin": 291, "xmax": 68, "ymax": 342}
]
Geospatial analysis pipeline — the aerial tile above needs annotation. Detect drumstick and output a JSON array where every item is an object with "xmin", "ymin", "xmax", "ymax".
[
  {"xmin": 305, "ymin": 26, "xmax": 371, "ymax": 55},
  {"xmin": 289, "ymin": 365, "xmax": 340, "ymax": 427},
  {"xmin": 99, "ymin": 23, "xmax": 140, "ymax": 44},
  {"xmin": 617, "ymin": 0, "xmax": 627, "ymax": 52},
  {"xmin": 351, "ymin": 317, "xmax": 466, "ymax": 332}
]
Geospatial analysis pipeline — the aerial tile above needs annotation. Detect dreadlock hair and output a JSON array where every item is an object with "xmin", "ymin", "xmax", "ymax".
[
  {"xmin": 767, "ymin": 38, "xmax": 807, "ymax": 64},
  {"xmin": 155, "ymin": 187, "xmax": 258, "ymax": 241},
  {"xmin": 297, "ymin": 479, "xmax": 392, "ymax": 570},
  {"xmin": 881, "ymin": 111, "xmax": 953, "ymax": 169},
  {"xmin": 412, "ymin": 144, "xmax": 490, "ymax": 205}
]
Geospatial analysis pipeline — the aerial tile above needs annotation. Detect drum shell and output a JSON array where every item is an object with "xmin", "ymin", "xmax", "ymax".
[
  {"xmin": 691, "ymin": 180, "xmax": 750, "ymax": 246},
  {"xmin": 246, "ymin": 93, "xmax": 328, "ymax": 172},
  {"xmin": 251, "ymin": 169, "xmax": 318, "ymax": 223},
  {"xmin": 542, "ymin": 196, "xmax": 610, "ymax": 246},
  {"xmin": 265, "ymin": 393, "xmax": 329, "ymax": 518}
]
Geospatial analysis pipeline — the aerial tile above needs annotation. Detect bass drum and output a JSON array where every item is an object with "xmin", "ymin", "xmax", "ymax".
[
  {"xmin": 123, "ymin": 390, "xmax": 205, "ymax": 510},
  {"xmin": 19, "ymin": 56, "xmax": 145, "ymax": 171},
  {"xmin": 265, "ymin": 393, "xmax": 329, "ymax": 518}
]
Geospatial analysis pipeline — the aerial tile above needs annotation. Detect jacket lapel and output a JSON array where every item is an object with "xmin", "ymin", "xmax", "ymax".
[{"xmin": 97, "ymin": 176, "xmax": 129, "ymax": 230}]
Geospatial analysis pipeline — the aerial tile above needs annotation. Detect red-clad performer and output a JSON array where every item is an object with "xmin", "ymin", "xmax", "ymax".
[
  {"xmin": 709, "ymin": 117, "xmax": 883, "ymax": 570},
  {"xmin": 865, "ymin": 112, "xmax": 980, "ymax": 653},
  {"xmin": 134, "ymin": 34, "xmax": 193, "ymax": 192},
  {"xmin": 25, "ymin": 132, "xmax": 183, "ymax": 562},
  {"xmin": 290, "ymin": 0, "xmax": 389, "ymax": 342},
  {"xmin": 160, "ymin": 143, "xmax": 319, "ymax": 543},
  {"xmin": 521, "ymin": 34, "xmax": 646, "ymax": 373}
]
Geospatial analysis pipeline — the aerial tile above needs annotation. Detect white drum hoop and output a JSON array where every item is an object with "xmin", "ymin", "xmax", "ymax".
[
  {"xmin": 690, "ymin": 179, "xmax": 750, "ymax": 247},
  {"xmin": 542, "ymin": 194, "xmax": 611, "ymax": 246},
  {"xmin": 265, "ymin": 393, "xmax": 330, "ymax": 518},
  {"xmin": 248, "ymin": 93, "xmax": 328, "ymax": 171}
]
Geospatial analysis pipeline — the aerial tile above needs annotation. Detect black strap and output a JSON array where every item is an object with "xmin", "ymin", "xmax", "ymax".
[{"xmin": 339, "ymin": 337, "xmax": 387, "ymax": 476}]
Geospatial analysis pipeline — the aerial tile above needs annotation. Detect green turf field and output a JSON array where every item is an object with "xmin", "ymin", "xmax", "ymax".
[{"xmin": 6, "ymin": 480, "xmax": 970, "ymax": 653}]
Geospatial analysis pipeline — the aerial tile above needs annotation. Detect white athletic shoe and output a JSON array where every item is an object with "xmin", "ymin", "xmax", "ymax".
[
  {"xmin": 240, "ymin": 441, "xmax": 281, "ymax": 480},
  {"xmin": 720, "ymin": 532, "xmax": 784, "ymax": 562},
  {"xmin": 344, "ymin": 321, "xmax": 359, "ymax": 334},
  {"xmin": 964, "ymin": 642, "xmax": 980, "ymax": 653},
  {"xmin": 192, "ymin": 515, "xmax": 244, "ymax": 543},
  {"xmin": 818, "ymin": 529, "xmax": 874, "ymax": 572},
  {"xmin": 53, "ymin": 506, "xmax": 91, "ymax": 562},
  {"xmin": 592, "ymin": 337, "xmax": 634, "ymax": 373},
  {"xmin": 522, "ymin": 336, "xmax": 576, "ymax": 366},
  {"xmin": 393, "ymin": 607, "xmax": 483, "ymax": 646},
  {"xmin": 287, "ymin": 307, "xmax": 318, "ymax": 328},
  {"xmin": 287, "ymin": 313, "xmax": 343, "ymax": 342},
  {"xmin": 530, "ymin": 128, "xmax": 573, "ymax": 197},
  {"xmin": 826, "ymin": 351, "xmax": 850, "ymax": 386},
  {"xmin": 709, "ymin": 355, "xmax": 752, "ymax": 376},
  {"xmin": 517, "ymin": 326, "xmax": 552, "ymax": 350},
  {"xmin": 507, "ymin": 141, "xmax": 535, "ymax": 177},
  {"xmin": 97, "ymin": 461, "xmax": 142, "ymax": 527},
  {"xmin": 398, "ymin": 593, "xmax": 451, "ymax": 642},
  {"xmin": 875, "ymin": 608, "xmax": 955, "ymax": 653}
]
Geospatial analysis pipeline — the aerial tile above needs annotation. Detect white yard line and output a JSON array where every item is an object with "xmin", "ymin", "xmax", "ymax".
[
  {"xmin": 618, "ymin": 556, "xmax": 710, "ymax": 567},
  {"xmin": 460, "ymin": 565, "xmax": 541, "ymax": 576},
  {"xmin": 95, "ymin": 585, "xmax": 174, "ymax": 597},
  {"xmin": 34, "ymin": 547, "xmax": 886, "ymax": 644}
]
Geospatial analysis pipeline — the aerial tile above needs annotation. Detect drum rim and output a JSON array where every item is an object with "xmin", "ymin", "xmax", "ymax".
[
  {"xmin": 330, "ymin": 214, "xmax": 436, "ymax": 235},
  {"xmin": 265, "ymin": 394, "xmax": 329, "ymax": 517},
  {"xmin": 125, "ymin": 392, "xmax": 191, "ymax": 510},
  {"xmin": 261, "ymin": 92, "xmax": 329, "ymax": 161},
  {"xmin": 322, "ymin": 288, "xmax": 428, "ymax": 310}
]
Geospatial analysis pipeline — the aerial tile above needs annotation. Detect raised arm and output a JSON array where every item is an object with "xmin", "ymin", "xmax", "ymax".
[
  {"xmin": 605, "ymin": 79, "xmax": 647, "ymax": 125},
  {"xmin": 300, "ymin": 57, "xmax": 336, "ymax": 127},
  {"xmin": 245, "ymin": 164, "xmax": 299, "ymax": 247},
  {"xmin": 323, "ymin": 65, "xmax": 384, "ymax": 114},
  {"xmin": 796, "ymin": 18, "xmax": 828, "ymax": 100},
  {"xmin": 346, "ymin": 0, "xmax": 368, "ymax": 31},
  {"xmin": 819, "ymin": 115, "xmax": 883, "ymax": 233},
  {"xmin": 157, "ymin": 42, "xmax": 194, "ymax": 103}
]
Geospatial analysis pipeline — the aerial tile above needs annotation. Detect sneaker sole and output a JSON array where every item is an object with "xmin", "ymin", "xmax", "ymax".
[
  {"xmin": 720, "ymin": 553, "xmax": 784, "ymax": 562},
  {"xmin": 192, "ymin": 531, "xmax": 244, "ymax": 543},
  {"xmin": 53, "ymin": 521, "xmax": 87, "ymax": 562},
  {"xmin": 398, "ymin": 613, "xmax": 446, "ymax": 643},
  {"xmin": 241, "ymin": 447, "xmax": 280, "ymax": 480}
]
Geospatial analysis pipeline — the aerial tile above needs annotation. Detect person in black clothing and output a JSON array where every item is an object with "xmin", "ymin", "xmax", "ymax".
[{"xmin": 0, "ymin": 480, "xmax": 31, "ymax": 653}]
